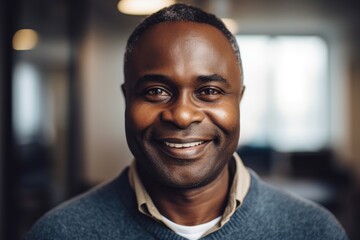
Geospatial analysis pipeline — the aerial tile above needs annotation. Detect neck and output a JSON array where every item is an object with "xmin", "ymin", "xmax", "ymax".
[{"xmin": 141, "ymin": 165, "xmax": 230, "ymax": 226}]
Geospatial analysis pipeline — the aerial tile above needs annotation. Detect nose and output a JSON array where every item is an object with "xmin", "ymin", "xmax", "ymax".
[{"xmin": 161, "ymin": 93, "xmax": 205, "ymax": 129}]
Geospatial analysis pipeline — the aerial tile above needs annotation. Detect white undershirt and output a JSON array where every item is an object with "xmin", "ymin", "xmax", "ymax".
[{"xmin": 162, "ymin": 216, "xmax": 222, "ymax": 240}]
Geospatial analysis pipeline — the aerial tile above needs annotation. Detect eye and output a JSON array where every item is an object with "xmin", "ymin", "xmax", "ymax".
[
  {"xmin": 144, "ymin": 87, "xmax": 171, "ymax": 102},
  {"xmin": 198, "ymin": 88, "xmax": 221, "ymax": 95},
  {"xmin": 196, "ymin": 87, "xmax": 224, "ymax": 101},
  {"xmin": 147, "ymin": 88, "xmax": 168, "ymax": 96}
]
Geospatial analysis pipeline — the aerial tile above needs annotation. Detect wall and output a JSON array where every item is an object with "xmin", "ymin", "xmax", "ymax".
[
  {"xmin": 79, "ymin": 7, "xmax": 135, "ymax": 183},
  {"xmin": 348, "ymin": 41, "xmax": 360, "ymax": 183}
]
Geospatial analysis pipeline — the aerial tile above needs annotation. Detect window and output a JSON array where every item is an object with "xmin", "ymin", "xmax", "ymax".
[
  {"xmin": 237, "ymin": 35, "xmax": 328, "ymax": 151},
  {"xmin": 13, "ymin": 62, "xmax": 42, "ymax": 144}
]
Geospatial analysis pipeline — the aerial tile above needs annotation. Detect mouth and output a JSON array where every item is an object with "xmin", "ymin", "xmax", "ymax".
[
  {"xmin": 155, "ymin": 138, "xmax": 211, "ymax": 160},
  {"xmin": 164, "ymin": 141, "xmax": 204, "ymax": 149}
]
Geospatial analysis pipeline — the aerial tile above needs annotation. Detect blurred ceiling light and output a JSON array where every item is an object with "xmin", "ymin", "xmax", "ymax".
[
  {"xmin": 118, "ymin": 0, "xmax": 175, "ymax": 15},
  {"xmin": 12, "ymin": 29, "xmax": 39, "ymax": 50},
  {"xmin": 221, "ymin": 18, "xmax": 238, "ymax": 34}
]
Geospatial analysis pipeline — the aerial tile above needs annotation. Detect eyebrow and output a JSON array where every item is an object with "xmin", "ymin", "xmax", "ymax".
[
  {"xmin": 134, "ymin": 74, "xmax": 171, "ymax": 88},
  {"xmin": 197, "ymin": 74, "xmax": 230, "ymax": 86}
]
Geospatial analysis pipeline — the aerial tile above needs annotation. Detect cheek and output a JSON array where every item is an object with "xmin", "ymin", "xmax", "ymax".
[
  {"xmin": 127, "ymin": 102, "xmax": 160, "ymax": 131},
  {"xmin": 207, "ymin": 102, "xmax": 240, "ymax": 133}
]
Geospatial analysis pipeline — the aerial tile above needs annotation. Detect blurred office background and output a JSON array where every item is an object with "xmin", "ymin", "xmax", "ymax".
[{"xmin": 1, "ymin": 0, "xmax": 360, "ymax": 239}]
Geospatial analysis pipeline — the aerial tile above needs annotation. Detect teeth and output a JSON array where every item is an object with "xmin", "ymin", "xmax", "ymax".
[{"xmin": 164, "ymin": 141, "xmax": 204, "ymax": 148}]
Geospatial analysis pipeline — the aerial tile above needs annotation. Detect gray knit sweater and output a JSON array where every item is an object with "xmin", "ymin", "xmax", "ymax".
[{"xmin": 25, "ymin": 169, "xmax": 348, "ymax": 240}]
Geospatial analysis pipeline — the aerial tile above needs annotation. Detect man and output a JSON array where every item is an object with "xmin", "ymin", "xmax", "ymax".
[{"xmin": 26, "ymin": 3, "xmax": 348, "ymax": 240}]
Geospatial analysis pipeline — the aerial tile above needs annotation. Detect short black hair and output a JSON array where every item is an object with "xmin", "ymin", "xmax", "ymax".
[{"xmin": 124, "ymin": 3, "xmax": 243, "ymax": 80}]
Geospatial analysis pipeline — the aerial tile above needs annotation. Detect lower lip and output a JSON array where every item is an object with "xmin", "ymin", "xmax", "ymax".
[{"xmin": 157, "ymin": 141, "xmax": 211, "ymax": 160}]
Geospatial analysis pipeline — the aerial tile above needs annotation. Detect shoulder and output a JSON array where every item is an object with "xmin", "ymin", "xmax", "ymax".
[
  {"xmin": 242, "ymin": 171, "xmax": 348, "ymax": 240},
  {"xmin": 25, "ymin": 169, "xmax": 138, "ymax": 240}
]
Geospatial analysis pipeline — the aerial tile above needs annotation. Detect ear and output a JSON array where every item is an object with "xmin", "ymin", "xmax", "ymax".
[
  {"xmin": 121, "ymin": 83, "xmax": 127, "ymax": 104},
  {"xmin": 121, "ymin": 83, "xmax": 127, "ymax": 102},
  {"xmin": 239, "ymin": 85, "xmax": 245, "ymax": 102}
]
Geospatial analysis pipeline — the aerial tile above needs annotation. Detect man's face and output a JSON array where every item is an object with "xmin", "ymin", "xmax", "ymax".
[{"xmin": 124, "ymin": 22, "xmax": 243, "ymax": 189}]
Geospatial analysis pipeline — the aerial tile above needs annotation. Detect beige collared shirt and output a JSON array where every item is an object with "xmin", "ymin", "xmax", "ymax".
[{"xmin": 128, "ymin": 152, "xmax": 251, "ymax": 237}]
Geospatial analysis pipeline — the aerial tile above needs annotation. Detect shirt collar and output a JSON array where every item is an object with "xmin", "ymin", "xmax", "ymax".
[{"xmin": 128, "ymin": 152, "xmax": 251, "ymax": 233}]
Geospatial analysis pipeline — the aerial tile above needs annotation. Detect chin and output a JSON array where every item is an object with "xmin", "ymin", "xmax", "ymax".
[{"xmin": 147, "ymin": 160, "xmax": 227, "ymax": 190}]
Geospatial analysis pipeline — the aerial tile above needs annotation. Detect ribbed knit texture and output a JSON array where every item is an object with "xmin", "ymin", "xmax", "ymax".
[{"xmin": 25, "ymin": 169, "xmax": 348, "ymax": 240}]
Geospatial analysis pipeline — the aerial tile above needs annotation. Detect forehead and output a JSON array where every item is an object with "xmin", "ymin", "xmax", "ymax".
[
  {"xmin": 125, "ymin": 21, "xmax": 241, "ymax": 85},
  {"xmin": 130, "ymin": 21, "xmax": 237, "ymax": 62}
]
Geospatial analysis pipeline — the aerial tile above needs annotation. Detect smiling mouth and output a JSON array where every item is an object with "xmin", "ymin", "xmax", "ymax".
[
  {"xmin": 156, "ymin": 139, "xmax": 211, "ymax": 160},
  {"xmin": 164, "ymin": 141, "xmax": 204, "ymax": 148}
]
